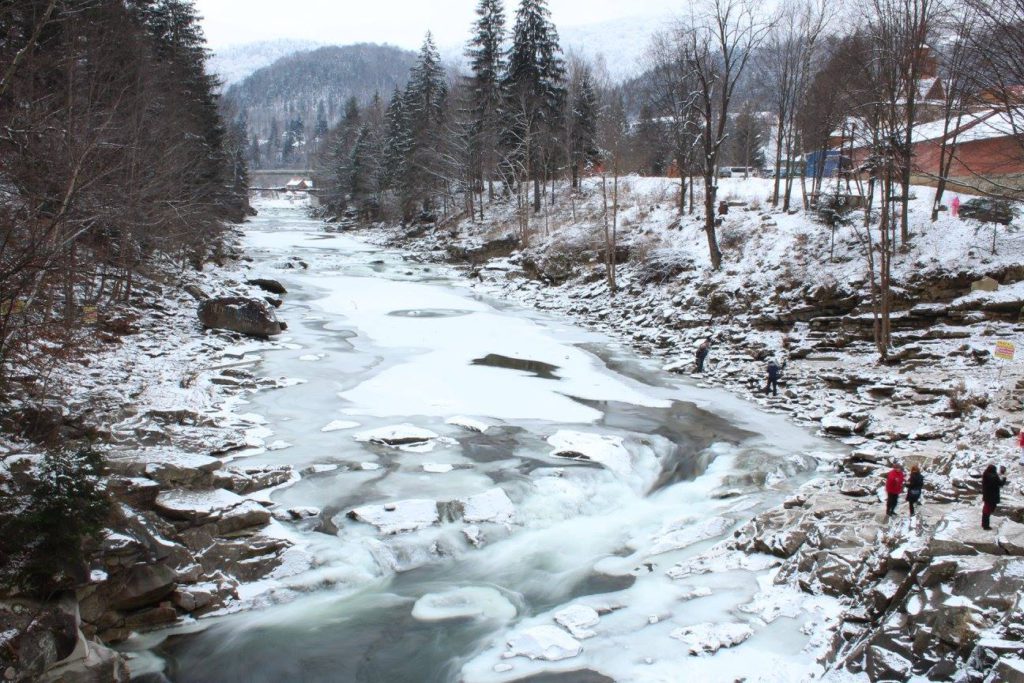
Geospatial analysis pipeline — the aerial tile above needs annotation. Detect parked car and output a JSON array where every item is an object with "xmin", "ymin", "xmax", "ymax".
[
  {"xmin": 958, "ymin": 198, "xmax": 1015, "ymax": 225},
  {"xmin": 718, "ymin": 167, "xmax": 733, "ymax": 178}
]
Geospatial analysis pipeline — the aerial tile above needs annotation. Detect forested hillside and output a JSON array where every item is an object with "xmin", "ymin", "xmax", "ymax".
[{"xmin": 223, "ymin": 43, "xmax": 417, "ymax": 169}]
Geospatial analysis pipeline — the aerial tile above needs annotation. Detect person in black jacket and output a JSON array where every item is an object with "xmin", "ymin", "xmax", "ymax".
[
  {"xmin": 695, "ymin": 339, "xmax": 710, "ymax": 374},
  {"xmin": 765, "ymin": 359, "xmax": 781, "ymax": 396},
  {"xmin": 905, "ymin": 465, "xmax": 924, "ymax": 516},
  {"xmin": 982, "ymin": 464, "xmax": 1008, "ymax": 530}
]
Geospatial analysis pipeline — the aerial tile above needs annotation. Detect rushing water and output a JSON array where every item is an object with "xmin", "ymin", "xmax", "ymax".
[{"xmin": 128, "ymin": 200, "xmax": 844, "ymax": 683}]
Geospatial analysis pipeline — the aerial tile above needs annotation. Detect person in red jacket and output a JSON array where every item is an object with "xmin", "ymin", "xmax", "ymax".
[
  {"xmin": 885, "ymin": 463, "xmax": 905, "ymax": 516},
  {"xmin": 1018, "ymin": 427, "xmax": 1024, "ymax": 466}
]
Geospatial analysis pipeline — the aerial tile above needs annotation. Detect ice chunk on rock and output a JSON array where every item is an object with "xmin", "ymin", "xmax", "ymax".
[
  {"xmin": 347, "ymin": 499, "xmax": 440, "ymax": 535},
  {"xmin": 669, "ymin": 622, "xmax": 754, "ymax": 655},
  {"xmin": 423, "ymin": 463, "xmax": 454, "ymax": 473},
  {"xmin": 506, "ymin": 625, "xmax": 582, "ymax": 661},
  {"xmin": 554, "ymin": 605, "xmax": 600, "ymax": 639},
  {"xmin": 355, "ymin": 424, "xmax": 438, "ymax": 447},
  {"xmin": 646, "ymin": 516, "xmax": 734, "ymax": 557},
  {"xmin": 412, "ymin": 587, "xmax": 517, "ymax": 622},
  {"xmin": 461, "ymin": 488, "xmax": 515, "ymax": 524},
  {"xmin": 547, "ymin": 430, "xmax": 631, "ymax": 476},
  {"xmin": 446, "ymin": 415, "xmax": 491, "ymax": 433},
  {"xmin": 321, "ymin": 420, "xmax": 360, "ymax": 432}
]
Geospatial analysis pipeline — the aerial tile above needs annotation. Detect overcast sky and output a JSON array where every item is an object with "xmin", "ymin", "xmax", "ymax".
[{"xmin": 193, "ymin": 0, "xmax": 680, "ymax": 49}]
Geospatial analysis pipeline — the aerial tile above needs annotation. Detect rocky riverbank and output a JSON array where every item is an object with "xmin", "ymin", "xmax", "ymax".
[
  {"xmin": 354, "ymin": 176, "xmax": 1024, "ymax": 681},
  {"xmin": 0, "ymin": 232, "xmax": 309, "ymax": 681}
]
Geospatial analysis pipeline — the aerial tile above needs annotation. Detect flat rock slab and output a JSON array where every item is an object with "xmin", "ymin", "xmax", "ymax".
[
  {"xmin": 155, "ymin": 488, "xmax": 246, "ymax": 522},
  {"xmin": 107, "ymin": 449, "xmax": 221, "ymax": 487}
]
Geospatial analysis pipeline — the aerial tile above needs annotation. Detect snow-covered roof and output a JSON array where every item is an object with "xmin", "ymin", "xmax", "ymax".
[{"xmin": 912, "ymin": 108, "xmax": 1023, "ymax": 145}]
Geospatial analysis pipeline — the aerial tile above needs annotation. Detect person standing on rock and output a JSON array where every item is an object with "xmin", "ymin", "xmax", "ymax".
[
  {"xmin": 1017, "ymin": 427, "xmax": 1024, "ymax": 466},
  {"xmin": 695, "ymin": 339, "xmax": 710, "ymax": 374},
  {"xmin": 885, "ymin": 463, "xmax": 905, "ymax": 516},
  {"xmin": 982, "ymin": 464, "xmax": 1008, "ymax": 530},
  {"xmin": 765, "ymin": 359, "xmax": 781, "ymax": 397},
  {"xmin": 906, "ymin": 465, "xmax": 924, "ymax": 516}
]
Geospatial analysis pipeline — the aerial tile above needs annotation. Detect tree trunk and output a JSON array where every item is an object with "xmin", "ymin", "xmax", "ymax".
[{"xmin": 704, "ymin": 174, "xmax": 723, "ymax": 270}]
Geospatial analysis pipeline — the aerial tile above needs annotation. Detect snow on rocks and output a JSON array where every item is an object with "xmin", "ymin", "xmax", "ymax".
[
  {"xmin": 422, "ymin": 463, "xmax": 454, "ymax": 473},
  {"xmin": 411, "ymin": 587, "xmax": 517, "ymax": 622},
  {"xmin": 553, "ymin": 605, "xmax": 601, "ymax": 639},
  {"xmin": 669, "ymin": 622, "xmax": 754, "ymax": 656},
  {"xmin": 354, "ymin": 423, "xmax": 440, "ymax": 450},
  {"xmin": 547, "ymin": 430, "xmax": 631, "ymax": 476},
  {"xmin": 347, "ymin": 488, "xmax": 516, "ymax": 534},
  {"xmin": 505, "ymin": 625, "xmax": 583, "ymax": 661},
  {"xmin": 460, "ymin": 488, "xmax": 515, "ymax": 525},
  {"xmin": 347, "ymin": 499, "xmax": 440, "ymax": 535}
]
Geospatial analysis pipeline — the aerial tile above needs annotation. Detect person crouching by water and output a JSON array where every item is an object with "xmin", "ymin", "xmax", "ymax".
[
  {"xmin": 982, "ymin": 464, "xmax": 1008, "ymax": 530},
  {"xmin": 765, "ymin": 359, "xmax": 781, "ymax": 397},
  {"xmin": 906, "ymin": 465, "xmax": 924, "ymax": 516},
  {"xmin": 885, "ymin": 462, "xmax": 905, "ymax": 516},
  {"xmin": 695, "ymin": 339, "xmax": 710, "ymax": 374}
]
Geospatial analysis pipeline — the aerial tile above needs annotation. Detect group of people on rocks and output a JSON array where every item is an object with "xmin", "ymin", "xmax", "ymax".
[
  {"xmin": 885, "ymin": 461, "xmax": 1010, "ymax": 530},
  {"xmin": 691, "ymin": 339, "xmax": 1022, "ymax": 529},
  {"xmin": 693, "ymin": 338, "xmax": 783, "ymax": 397}
]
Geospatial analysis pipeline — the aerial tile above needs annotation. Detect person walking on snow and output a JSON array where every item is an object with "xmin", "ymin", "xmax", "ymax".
[
  {"xmin": 695, "ymin": 339, "xmax": 710, "ymax": 373},
  {"xmin": 906, "ymin": 465, "xmax": 924, "ymax": 516},
  {"xmin": 982, "ymin": 464, "xmax": 1008, "ymax": 530},
  {"xmin": 951, "ymin": 195, "xmax": 960, "ymax": 218},
  {"xmin": 765, "ymin": 359, "xmax": 781, "ymax": 397},
  {"xmin": 885, "ymin": 463, "xmax": 905, "ymax": 516}
]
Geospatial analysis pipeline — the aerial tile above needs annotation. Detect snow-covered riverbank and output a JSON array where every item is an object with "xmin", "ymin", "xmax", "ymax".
[{"xmin": 354, "ymin": 177, "xmax": 1024, "ymax": 681}]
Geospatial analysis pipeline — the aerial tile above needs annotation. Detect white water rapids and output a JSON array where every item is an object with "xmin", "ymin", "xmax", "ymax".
[{"xmin": 127, "ymin": 201, "xmax": 845, "ymax": 682}]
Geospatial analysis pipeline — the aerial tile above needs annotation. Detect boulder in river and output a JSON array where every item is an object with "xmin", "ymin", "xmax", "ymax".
[
  {"xmin": 198, "ymin": 297, "xmax": 282, "ymax": 337},
  {"xmin": 246, "ymin": 278, "xmax": 288, "ymax": 294}
]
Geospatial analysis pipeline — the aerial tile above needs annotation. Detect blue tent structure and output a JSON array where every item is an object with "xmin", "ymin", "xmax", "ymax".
[{"xmin": 804, "ymin": 150, "xmax": 848, "ymax": 179}]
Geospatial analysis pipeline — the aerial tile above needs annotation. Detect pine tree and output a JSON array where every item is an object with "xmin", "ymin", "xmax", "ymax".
[
  {"xmin": 380, "ymin": 87, "xmax": 409, "ymax": 196},
  {"xmin": 466, "ymin": 0, "xmax": 506, "ymax": 205},
  {"xmin": 503, "ymin": 0, "xmax": 566, "ymax": 213}
]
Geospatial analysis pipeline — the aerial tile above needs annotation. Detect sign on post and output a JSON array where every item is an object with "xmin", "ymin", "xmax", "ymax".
[{"xmin": 995, "ymin": 340, "xmax": 1015, "ymax": 361}]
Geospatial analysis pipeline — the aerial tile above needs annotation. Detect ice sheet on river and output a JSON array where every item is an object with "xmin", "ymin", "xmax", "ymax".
[{"xmin": 305, "ymin": 275, "xmax": 669, "ymax": 423}]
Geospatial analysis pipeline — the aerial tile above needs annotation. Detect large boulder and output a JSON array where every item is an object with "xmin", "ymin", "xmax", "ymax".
[
  {"xmin": 108, "ymin": 564, "xmax": 176, "ymax": 611},
  {"xmin": 197, "ymin": 297, "xmax": 281, "ymax": 337},
  {"xmin": 246, "ymin": 278, "xmax": 287, "ymax": 295}
]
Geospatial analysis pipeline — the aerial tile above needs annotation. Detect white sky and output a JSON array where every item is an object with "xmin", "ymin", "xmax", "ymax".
[{"xmin": 193, "ymin": 0, "xmax": 680, "ymax": 49}]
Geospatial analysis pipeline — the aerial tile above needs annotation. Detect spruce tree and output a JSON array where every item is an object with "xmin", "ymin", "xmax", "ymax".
[
  {"xmin": 466, "ymin": 0, "xmax": 506, "ymax": 204},
  {"xmin": 400, "ymin": 32, "xmax": 448, "ymax": 221},
  {"xmin": 503, "ymin": 0, "xmax": 565, "ymax": 213},
  {"xmin": 569, "ymin": 69, "xmax": 599, "ymax": 189}
]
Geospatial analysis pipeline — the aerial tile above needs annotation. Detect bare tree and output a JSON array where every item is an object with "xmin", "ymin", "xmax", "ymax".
[
  {"xmin": 676, "ymin": 0, "xmax": 773, "ymax": 270},
  {"xmin": 758, "ymin": 0, "xmax": 833, "ymax": 210}
]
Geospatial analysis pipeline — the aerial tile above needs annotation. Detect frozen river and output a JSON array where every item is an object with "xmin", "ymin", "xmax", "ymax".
[{"xmin": 136, "ymin": 201, "xmax": 844, "ymax": 682}]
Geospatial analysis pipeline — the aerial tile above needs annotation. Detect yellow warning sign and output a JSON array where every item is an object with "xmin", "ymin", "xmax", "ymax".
[{"xmin": 995, "ymin": 340, "xmax": 1015, "ymax": 361}]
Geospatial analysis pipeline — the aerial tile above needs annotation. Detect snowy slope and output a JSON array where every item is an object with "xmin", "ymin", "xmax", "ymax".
[{"xmin": 209, "ymin": 39, "xmax": 323, "ymax": 86}]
